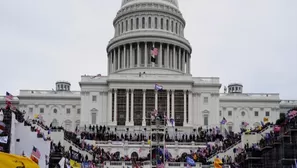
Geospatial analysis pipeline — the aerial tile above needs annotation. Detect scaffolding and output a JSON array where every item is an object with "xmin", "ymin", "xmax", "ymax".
[{"xmin": 149, "ymin": 90, "xmax": 167, "ymax": 168}]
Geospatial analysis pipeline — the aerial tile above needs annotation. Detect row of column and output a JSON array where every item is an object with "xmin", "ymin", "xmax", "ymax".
[
  {"xmin": 107, "ymin": 89, "xmax": 193, "ymax": 126},
  {"xmin": 107, "ymin": 43, "xmax": 191, "ymax": 74},
  {"xmin": 115, "ymin": 15, "xmax": 184, "ymax": 37}
]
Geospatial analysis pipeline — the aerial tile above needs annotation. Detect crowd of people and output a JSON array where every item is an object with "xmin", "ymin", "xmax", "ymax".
[
  {"xmin": 71, "ymin": 124, "xmax": 229, "ymax": 143},
  {"xmin": 24, "ymin": 107, "xmax": 296, "ymax": 168},
  {"xmin": 217, "ymin": 108, "xmax": 297, "ymax": 168}
]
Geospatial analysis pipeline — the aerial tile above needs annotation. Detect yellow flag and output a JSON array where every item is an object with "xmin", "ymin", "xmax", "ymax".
[
  {"xmin": 0, "ymin": 152, "xmax": 40, "ymax": 168},
  {"xmin": 148, "ymin": 139, "xmax": 151, "ymax": 145},
  {"xmin": 263, "ymin": 117, "xmax": 269, "ymax": 122},
  {"xmin": 70, "ymin": 159, "xmax": 81, "ymax": 168},
  {"xmin": 34, "ymin": 114, "xmax": 39, "ymax": 119},
  {"xmin": 214, "ymin": 158, "xmax": 223, "ymax": 168}
]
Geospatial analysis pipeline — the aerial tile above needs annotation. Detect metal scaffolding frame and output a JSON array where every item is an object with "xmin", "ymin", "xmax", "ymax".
[{"xmin": 150, "ymin": 91, "xmax": 167, "ymax": 168}]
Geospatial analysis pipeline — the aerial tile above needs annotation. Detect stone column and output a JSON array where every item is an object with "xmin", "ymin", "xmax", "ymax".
[
  {"xmin": 178, "ymin": 47, "xmax": 181, "ymax": 70},
  {"xmin": 186, "ymin": 53, "xmax": 190, "ymax": 74},
  {"xmin": 183, "ymin": 90, "xmax": 187, "ymax": 125},
  {"xmin": 182, "ymin": 50, "xmax": 186, "ymax": 73},
  {"xmin": 166, "ymin": 44, "xmax": 170, "ymax": 68},
  {"xmin": 107, "ymin": 52, "xmax": 110, "ymax": 74},
  {"xmin": 126, "ymin": 89, "xmax": 129, "ymax": 124},
  {"xmin": 114, "ymin": 89, "xmax": 118, "ymax": 125},
  {"xmin": 173, "ymin": 46, "xmax": 176, "ymax": 69},
  {"xmin": 155, "ymin": 90, "xmax": 158, "ymax": 110},
  {"xmin": 167, "ymin": 90, "xmax": 170, "ymax": 118},
  {"xmin": 188, "ymin": 90, "xmax": 192, "ymax": 124},
  {"xmin": 159, "ymin": 43, "xmax": 163, "ymax": 67},
  {"xmin": 142, "ymin": 89, "xmax": 146, "ymax": 126},
  {"xmin": 117, "ymin": 47, "xmax": 121, "ymax": 70},
  {"xmin": 130, "ymin": 89, "xmax": 134, "ymax": 125},
  {"xmin": 123, "ymin": 45, "xmax": 126, "ymax": 69},
  {"xmin": 108, "ymin": 89, "xmax": 112, "ymax": 125},
  {"xmin": 188, "ymin": 54, "xmax": 191, "ymax": 74},
  {"xmin": 144, "ymin": 42, "xmax": 148, "ymax": 67},
  {"xmin": 113, "ymin": 49, "xmax": 117, "ymax": 71},
  {"xmin": 130, "ymin": 43, "xmax": 133, "ymax": 68},
  {"xmin": 152, "ymin": 42, "xmax": 155, "ymax": 67},
  {"xmin": 137, "ymin": 42, "xmax": 140, "ymax": 67},
  {"xmin": 171, "ymin": 90, "xmax": 175, "ymax": 120}
]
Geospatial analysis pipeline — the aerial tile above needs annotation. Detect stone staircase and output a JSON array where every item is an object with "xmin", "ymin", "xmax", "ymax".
[{"xmin": 207, "ymin": 125, "xmax": 274, "ymax": 162}]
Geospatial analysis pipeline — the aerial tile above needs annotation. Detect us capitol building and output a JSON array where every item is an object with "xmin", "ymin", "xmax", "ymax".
[{"xmin": 1, "ymin": 0, "xmax": 296, "ymax": 133}]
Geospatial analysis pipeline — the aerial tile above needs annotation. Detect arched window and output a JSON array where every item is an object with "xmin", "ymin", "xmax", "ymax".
[
  {"xmin": 51, "ymin": 119, "xmax": 59, "ymax": 127},
  {"xmin": 53, "ymin": 109, "xmax": 57, "ymax": 114},
  {"xmin": 171, "ymin": 21, "xmax": 174, "ymax": 32},
  {"xmin": 203, "ymin": 115, "xmax": 208, "ymax": 126},
  {"xmin": 155, "ymin": 17, "xmax": 158, "ymax": 29},
  {"xmin": 142, "ymin": 17, "xmax": 145, "ymax": 29},
  {"xmin": 75, "ymin": 120, "xmax": 80, "ymax": 128},
  {"xmin": 166, "ymin": 19, "xmax": 169, "ymax": 30},
  {"xmin": 131, "ymin": 152, "xmax": 138, "ymax": 160},
  {"xmin": 130, "ymin": 19, "xmax": 133, "ymax": 30},
  {"xmin": 160, "ymin": 18, "xmax": 164, "ymax": 29},
  {"xmin": 148, "ymin": 17, "xmax": 151, "ymax": 28},
  {"xmin": 64, "ymin": 120, "xmax": 72, "ymax": 131},
  {"xmin": 175, "ymin": 22, "xmax": 178, "ymax": 34},
  {"xmin": 126, "ymin": 20, "xmax": 128, "ymax": 31},
  {"xmin": 136, "ymin": 18, "xmax": 139, "ymax": 29},
  {"xmin": 121, "ymin": 22, "xmax": 123, "ymax": 33}
]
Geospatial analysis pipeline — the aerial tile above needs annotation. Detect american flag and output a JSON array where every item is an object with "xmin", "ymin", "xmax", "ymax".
[
  {"xmin": 5, "ymin": 92, "xmax": 13, "ymax": 108},
  {"xmin": 31, "ymin": 146, "xmax": 41, "ymax": 159},
  {"xmin": 5, "ymin": 92, "xmax": 13, "ymax": 102},
  {"xmin": 151, "ymin": 47, "xmax": 158, "ymax": 56}
]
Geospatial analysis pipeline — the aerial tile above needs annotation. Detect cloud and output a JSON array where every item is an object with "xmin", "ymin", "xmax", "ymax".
[{"xmin": 0, "ymin": 0, "xmax": 296, "ymax": 99}]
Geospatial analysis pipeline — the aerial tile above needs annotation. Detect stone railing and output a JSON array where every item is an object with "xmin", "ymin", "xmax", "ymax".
[
  {"xmin": 105, "ymin": 161, "xmax": 202, "ymax": 168},
  {"xmin": 19, "ymin": 90, "xmax": 81, "ymax": 97},
  {"xmin": 85, "ymin": 140, "xmax": 206, "ymax": 147}
]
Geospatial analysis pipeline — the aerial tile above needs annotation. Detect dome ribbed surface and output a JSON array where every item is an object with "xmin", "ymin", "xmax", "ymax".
[{"xmin": 121, "ymin": 0, "xmax": 179, "ymax": 8}]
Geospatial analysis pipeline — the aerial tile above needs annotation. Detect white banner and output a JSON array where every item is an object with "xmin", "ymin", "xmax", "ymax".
[{"xmin": 0, "ymin": 136, "xmax": 8, "ymax": 144}]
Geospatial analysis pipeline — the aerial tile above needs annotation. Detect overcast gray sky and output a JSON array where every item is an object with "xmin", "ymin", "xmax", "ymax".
[{"xmin": 0, "ymin": 0, "xmax": 296, "ymax": 99}]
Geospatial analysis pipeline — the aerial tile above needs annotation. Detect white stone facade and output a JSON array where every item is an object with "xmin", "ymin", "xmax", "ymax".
[{"xmin": 2, "ymin": 0, "xmax": 296, "ymax": 133}]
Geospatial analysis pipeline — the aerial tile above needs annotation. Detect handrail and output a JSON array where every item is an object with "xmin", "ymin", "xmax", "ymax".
[{"xmin": 207, "ymin": 140, "xmax": 242, "ymax": 160}]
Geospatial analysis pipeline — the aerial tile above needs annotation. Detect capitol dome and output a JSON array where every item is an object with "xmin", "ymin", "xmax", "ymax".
[
  {"xmin": 107, "ymin": 0, "xmax": 192, "ymax": 75},
  {"xmin": 121, "ymin": 0, "xmax": 179, "ymax": 9}
]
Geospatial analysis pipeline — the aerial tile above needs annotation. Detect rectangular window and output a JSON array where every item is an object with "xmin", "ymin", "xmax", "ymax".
[
  {"xmin": 66, "ymin": 108, "xmax": 71, "ymax": 114},
  {"xmin": 228, "ymin": 111, "xmax": 232, "ymax": 116},
  {"xmin": 77, "ymin": 109, "xmax": 81, "ymax": 114},
  {"xmin": 254, "ymin": 111, "xmax": 259, "ymax": 116},
  {"xmin": 91, "ymin": 113, "xmax": 96, "ymax": 124},
  {"xmin": 265, "ymin": 111, "xmax": 270, "ymax": 116},
  {"xmin": 92, "ymin": 95, "xmax": 97, "ymax": 102},
  {"xmin": 203, "ymin": 97, "xmax": 208, "ymax": 104},
  {"xmin": 40, "ymin": 108, "xmax": 44, "ymax": 113},
  {"xmin": 204, "ymin": 116, "xmax": 208, "ymax": 126},
  {"xmin": 29, "ymin": 108, "xmax": 33, "ymax": 113},
  {"xmin": 228, "ymin": 126, "xmax": 233, "ymax": 132}
]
